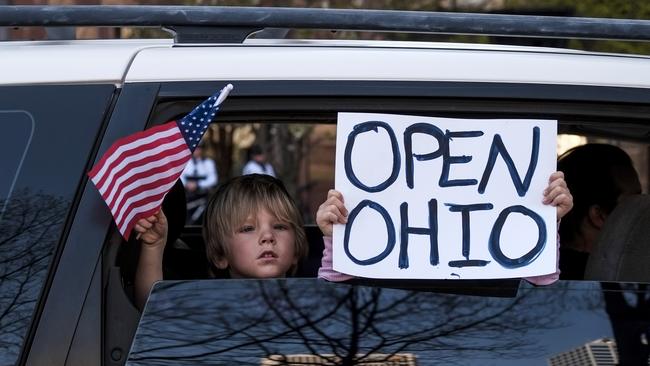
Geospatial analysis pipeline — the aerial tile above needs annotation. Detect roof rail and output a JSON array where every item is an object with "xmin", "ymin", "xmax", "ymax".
[{"xmin": 3, "ymin": 5, "xmax": 650, "ymax": 44}]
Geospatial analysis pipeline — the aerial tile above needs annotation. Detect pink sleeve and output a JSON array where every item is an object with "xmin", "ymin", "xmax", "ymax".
[
  {"xmin": 318, "ymin": 236, "xmax": 355, "ymax": 282},
  {"xmin": 523, "ymin": 233, "xmax": 561, "ymax": 286}
]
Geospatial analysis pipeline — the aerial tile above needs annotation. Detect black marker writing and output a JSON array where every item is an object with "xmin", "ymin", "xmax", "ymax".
[
  {"xmin": 479, "ymin": 127, "xmax": 540, "ymax": 197},
  {"xmin": 488, "ymin": 205, "xmax": 546, "ymax": 268},
  {"xmin": 344, "ymin": 200, "xmax": 395, "ymax": 265},
  {"xmin": 447, "ymin": 203, "xmax": 492, "ymax": 268},
  {"xmin": 399, "ymin": 199, "xmax": 439, "ymax": 269},
  {"xmin": 344, "ymin": 121, "xmax": 400, "ymax": 193}
]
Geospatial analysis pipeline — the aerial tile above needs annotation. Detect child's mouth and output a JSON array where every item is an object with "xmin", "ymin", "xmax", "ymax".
[{"xmin": 258, "ymin": 251, "xmax": 278, "ymax": 259}]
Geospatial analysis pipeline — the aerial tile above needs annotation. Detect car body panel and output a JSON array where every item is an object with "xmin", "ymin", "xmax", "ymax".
[{"xmin": 0, "ymin": 40, "xmax": 171, "ymax": 86}]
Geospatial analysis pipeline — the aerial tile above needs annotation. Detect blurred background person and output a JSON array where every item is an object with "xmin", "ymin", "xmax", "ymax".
[
  {"xmin": 242, "ymin": 144, "xmax": 276, "ymax": 177},
  {"xmin": 180, "ymin": 143, "xmax": 218, "ymax": 224}
]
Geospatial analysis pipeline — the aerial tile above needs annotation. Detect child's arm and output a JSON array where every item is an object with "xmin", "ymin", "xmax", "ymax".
[
  {"xmin": 133, "ymin": 210, "xmax": 168, "ymax": 310},
  {"xmin": 316, "ymin": 190, "xmax": 354, "ymax": 281},
  {"xmin": 525, "ymin": 171, "xmax": 573, "ymax": 285}
]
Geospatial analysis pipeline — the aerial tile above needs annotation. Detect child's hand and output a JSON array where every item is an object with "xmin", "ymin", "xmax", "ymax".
[
  {"xmin": 134, "ymin": 210, "xmax": 168, "ymax": 249},
  {"xmin": 543, "ymin": 171, "xmax": 573, "ymax": 222},
  {"xmin": 316, "ymin": 189, "xmax": 348, "ymax": 237}
]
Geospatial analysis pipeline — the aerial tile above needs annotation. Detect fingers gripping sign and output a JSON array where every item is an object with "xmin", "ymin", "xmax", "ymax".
[
  {"xmin": 543, "ymin": 171, "xmax": 573, "ymax": 222},
  {"xmin": 317, "ymin": 189, "xmax": 348, "ymax": 237}
]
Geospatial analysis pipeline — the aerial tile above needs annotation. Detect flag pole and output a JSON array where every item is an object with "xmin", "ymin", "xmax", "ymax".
[{"xmin": 213, "ymin": 83, "xmax": 234, "ymax": 107}]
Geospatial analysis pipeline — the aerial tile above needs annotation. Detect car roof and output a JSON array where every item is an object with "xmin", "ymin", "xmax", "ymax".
[
  {"xmin": 3, "ymin": 37, "xmax": 650, "ymax": 89},
  {"xmin": 126, "ymin": 40, "xmax": 650, "ymax": 88}
]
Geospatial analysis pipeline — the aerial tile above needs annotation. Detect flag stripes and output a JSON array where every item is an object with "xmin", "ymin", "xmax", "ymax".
[
  {"xmin": 89, "ymin": 121, "xmax": 191, "ymax": 238},
  {"xmin": 90, "ymin": 123, "xmax": 183, "ymax": 192}
]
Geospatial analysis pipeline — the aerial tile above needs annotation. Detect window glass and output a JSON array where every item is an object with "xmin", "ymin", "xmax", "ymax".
[
  {"xmin": 129, "ymin": 279, "xmax": 650, "ymax": 365},
  {"xmin": 0, "ymin": 85, "xmax": 112, "ymax": 366}
]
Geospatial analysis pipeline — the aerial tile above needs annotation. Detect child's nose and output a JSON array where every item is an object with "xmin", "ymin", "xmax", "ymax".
[{"xmin": 260, "ymin": 229, "xmax": 275, "ymax": 245}]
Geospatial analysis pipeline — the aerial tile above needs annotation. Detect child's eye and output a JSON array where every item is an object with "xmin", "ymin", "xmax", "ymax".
[
  {"xmin": 238, "ymin": 225, "xmax": 255, "ymax": 233},
  {"xmin": 274, "ymin": 224, "xmax": 289, "ymax": 231}
]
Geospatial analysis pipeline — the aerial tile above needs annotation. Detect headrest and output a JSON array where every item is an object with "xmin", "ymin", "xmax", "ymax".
[{"xmin": 585, "ymin": 194, "xmax": 650, "ymax": 282}]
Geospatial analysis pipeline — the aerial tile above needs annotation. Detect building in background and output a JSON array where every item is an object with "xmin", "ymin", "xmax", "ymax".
[{"xmin": 549, "ymin": 338, "xmax": 620, "ymax": 366}]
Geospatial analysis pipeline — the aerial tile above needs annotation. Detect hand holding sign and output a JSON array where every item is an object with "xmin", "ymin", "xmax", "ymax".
[
  {"xmin": 544, "ymin": 171, "xmax": 573, "ymax": 222},
  {"xmin": 317, "ymin": 189, "xmax": 348, "ymax": 237},
  {"xmin": 332, "ymin": 112, "xmax": 569, "ymax": 279}
]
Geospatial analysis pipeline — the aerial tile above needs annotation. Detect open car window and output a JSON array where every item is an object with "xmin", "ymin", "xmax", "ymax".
[
  {"xmin": 118, "ymin": 92, "xmax": 650, "ymax": 285},
  {"xmin": 128, "ymin": 278, "xmax": 649, "ymax": 365}
]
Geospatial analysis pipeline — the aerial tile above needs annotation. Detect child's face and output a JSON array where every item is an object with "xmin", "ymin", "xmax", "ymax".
[{"xmin": 218, "ymin": 207, "xmax": 297, "ymax": 278}]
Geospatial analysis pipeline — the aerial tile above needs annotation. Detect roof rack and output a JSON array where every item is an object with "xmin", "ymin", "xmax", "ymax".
[{"xmin": 3, "ymin": 5, "xmax": 650, "ymax": 44}]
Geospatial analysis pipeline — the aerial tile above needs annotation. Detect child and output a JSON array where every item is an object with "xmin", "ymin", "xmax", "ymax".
[
  {"xmin": 316, "ymin": 171, "xmax": 574, "ymax": 284},
  {"xmin": 133, "ymin": 174, "xmax": 308, "ymax": 309}
]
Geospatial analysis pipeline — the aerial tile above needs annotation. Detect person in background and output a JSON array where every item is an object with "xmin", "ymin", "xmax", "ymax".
[
  {"xmin": 242, "ymin": 144, "xmax": 276, "ymax": 177},
  {"xmin": 180, "ymin": 143, "xmax": 218, "ymax": 224},
  {"xmin": 556, "ymin": 143, "xmax": 641, "ymax": 280}
]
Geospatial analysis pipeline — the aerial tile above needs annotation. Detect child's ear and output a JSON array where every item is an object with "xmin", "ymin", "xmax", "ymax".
[{"xmin": 213, "ymin": 257, "xmax": 229, "ymax": 270}]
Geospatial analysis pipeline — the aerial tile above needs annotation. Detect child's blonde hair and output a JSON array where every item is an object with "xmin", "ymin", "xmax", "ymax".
[{"xmin": 203, "ymin": 174, "xmax": 308, "ymax": 276}]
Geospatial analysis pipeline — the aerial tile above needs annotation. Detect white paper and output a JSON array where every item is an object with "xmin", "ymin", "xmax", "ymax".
[{"xmin": 333, "ymin": 112, "xmax": 557, "ymax": 279}]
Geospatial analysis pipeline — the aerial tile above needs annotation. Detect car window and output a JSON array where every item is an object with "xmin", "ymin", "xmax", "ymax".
[
  {"xmin": 120, "ymin": 93, "xmax": 650, "ymax": 289},
  {"xmin": 0, "ymin": 85, "xmax": 113, "ymax": 365},
  {"xmin": 128, "ymin": 278, "xmax": 649, "ymax": 365}
]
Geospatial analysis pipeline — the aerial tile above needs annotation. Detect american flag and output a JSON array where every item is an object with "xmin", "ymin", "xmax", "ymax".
[{"xmin": 89, "ymin": 84, "xmax": 233, "ymax": 239}]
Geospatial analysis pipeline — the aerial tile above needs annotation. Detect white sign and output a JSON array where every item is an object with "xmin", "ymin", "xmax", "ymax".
[{"xmin": 333, "ymin": 112, "xmax": 557, "ymax": 279}]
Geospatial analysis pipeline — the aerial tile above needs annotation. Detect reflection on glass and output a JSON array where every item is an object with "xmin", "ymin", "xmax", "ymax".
[
  {"xmin": 0, "ymin": 190, "xmax": 68, "ymax": 365},
  {"xmin": 127, "ymin": 279, "xmax": 645, "ymax": 365},
  {"xmin": 601, "ymin": 283, "xmax": 650, "ymax": 365}
]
